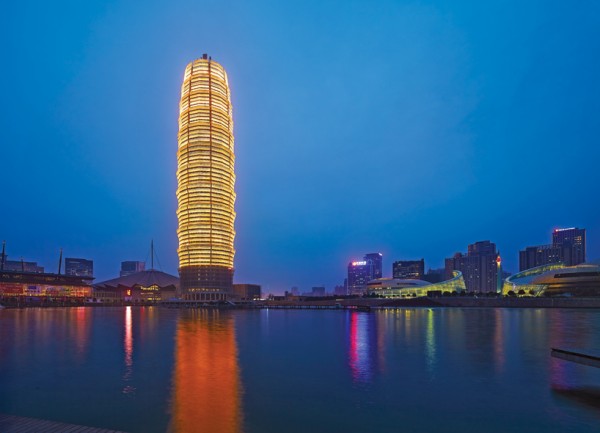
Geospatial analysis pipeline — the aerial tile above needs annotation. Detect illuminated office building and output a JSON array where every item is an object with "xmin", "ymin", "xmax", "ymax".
[
  {"xmin": 65, "ymin": 257, "xmax": 94, "ymax": 279},
  {"xmin": 553, "ymin": 227, "xmax": 586, "ymax": 265},
  {"xmin": 519, "ymin": 227, "xmax": 586, "ymax": 271},
  {"xmin": 348, "ymin": 253, "xmax": 383, "ymax": 295},
  {"xmin": 445, "ymin": 240, "xmax": 499, "ymax": 293},
  {"xmin": 347, "ymin": 261, "xmax": 371, "ymax": 295},
  {"xmin": 365, "ymin": 253, "xmax": 383, "ymax": 280},
  {"xmin": 392, "ymin": 259, "xmax": 425, "ymax": 280},
  {"xmin": 1, "ymin": 256, "xmax": 44, "ymax": 273},
  {"xmin": 120, "ymin": 261, "xmax": 145, "ymax": 277},
  {"xmin": 176, "ymin": 54, "xmax": 236, "ymax": 301}
]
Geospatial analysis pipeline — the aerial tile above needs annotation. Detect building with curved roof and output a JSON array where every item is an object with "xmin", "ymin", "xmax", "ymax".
[
  {"xmin": 0, "ymin": 271, "xmax": 92, "ymax": 299},
  {"xmin": 366, "ymin": 271, "xmax": 466, "ymax": 298},
  {"xmin": 502, "ymin": 262, "xmax": 600, "ymax": 297},
  {"xmin": 94, "ymin": 269, "xmax": 179, "ymax": 303}
]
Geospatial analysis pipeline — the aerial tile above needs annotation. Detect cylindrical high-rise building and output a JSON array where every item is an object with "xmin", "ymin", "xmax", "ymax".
[{"xmin": 176, "ymin": 54, "xmax": 235, "ymax": 301}]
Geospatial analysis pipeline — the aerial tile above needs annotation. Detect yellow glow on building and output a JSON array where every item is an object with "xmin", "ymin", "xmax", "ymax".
[{"xmin": 176, "ymin": 55, "xmax": 236, "ymax": 299}]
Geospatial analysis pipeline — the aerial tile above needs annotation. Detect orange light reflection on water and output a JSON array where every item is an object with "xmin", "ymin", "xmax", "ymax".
[
  {"xmin": 72, "ymin": 307, "xmax": 91, "ymax": 363},
  {"xmin": 169, "ymin": 310, "xmax": 243, "ymax": 433}
]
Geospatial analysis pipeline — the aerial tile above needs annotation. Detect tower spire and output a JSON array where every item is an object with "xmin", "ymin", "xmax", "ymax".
[
  {"xmin": 58, "ymin": 248, "xmax": 63, "ymax": 274},
  {"xmin": 496, "ymin": 251, "xmax": 502, "ymax": 294},
  {"xmin": 1, "ymin": 240, "xmax": 5, "ymax": 271}
]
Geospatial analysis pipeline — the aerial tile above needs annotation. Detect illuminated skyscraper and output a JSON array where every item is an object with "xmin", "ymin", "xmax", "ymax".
[
  {"xmin": 392, "ymin": 259, "xmax": 424, "ymax": 280},
  {"xmin": 176, "ymin": 54, "xmax": 236, "ymax": 301},
  {"xmin": 65, "ymin": 257, "xmax": 94, "ymax": 278},
  {"xmin": 347, "ymin": 253, "xmax": 383, "ymax": 295},
  {"xmin": 120, "ymin": 261, "xmax": 145, "ymax": 277},
  {"xmin": 445, "ymin": 240, "xmax": 498, "ymax": 292},
  {"xmin": 519, "ymin": 227, "xmax": 586, "ymax": 271}
]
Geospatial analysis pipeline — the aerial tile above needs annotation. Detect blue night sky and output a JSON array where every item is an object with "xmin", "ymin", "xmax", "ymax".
[{"xmin": 2, "ymin": 0, "xmax": 599, "ymax": 293}]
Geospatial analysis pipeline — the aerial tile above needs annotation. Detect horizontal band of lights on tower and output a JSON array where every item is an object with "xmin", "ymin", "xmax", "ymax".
[{"xmin": 176, "ymin": 57, "xmax": 236, "ymax": 273}]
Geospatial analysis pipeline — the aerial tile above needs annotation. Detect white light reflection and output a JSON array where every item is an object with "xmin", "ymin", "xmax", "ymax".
[
  {"xmin": 123, "ymin": 306, "xmax": 135, "ymax": 394},
  {"xmin": 425, "ymin": 309, "xmax": 436, "ymax": 377}
]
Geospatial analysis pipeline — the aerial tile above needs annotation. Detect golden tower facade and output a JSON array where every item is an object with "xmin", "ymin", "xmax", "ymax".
[{"xmin": 176, "ymin": 54, "xmax": 235, "ymax": 300}]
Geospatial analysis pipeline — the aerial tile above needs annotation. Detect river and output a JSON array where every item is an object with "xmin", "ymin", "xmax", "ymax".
[{"xmin": 1, "ymin": 307, "xmax": 599, "ymax": 432}]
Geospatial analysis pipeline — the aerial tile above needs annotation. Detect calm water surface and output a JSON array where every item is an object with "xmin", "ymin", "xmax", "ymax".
[{"xmin": 1, "ymin": 307, "xmax": 600, "ymax": 432}]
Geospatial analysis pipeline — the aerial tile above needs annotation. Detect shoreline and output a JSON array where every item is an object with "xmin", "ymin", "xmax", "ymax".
[
  {"xmin": 259, "ymin": 297, "xmax": 600, "ymax": 309},
  {"xmin": 3, "ymin": 296, "xmax": 600, "ymax": 309}
]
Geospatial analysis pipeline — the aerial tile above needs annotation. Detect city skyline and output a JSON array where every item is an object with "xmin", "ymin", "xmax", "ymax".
[{"xmin": 2, "ymin": 1, "xmax": 600, "ymax": 291}]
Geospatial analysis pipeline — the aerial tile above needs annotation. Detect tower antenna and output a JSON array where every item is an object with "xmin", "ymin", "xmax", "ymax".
[
  {"xmin": 58, "ymin": 248, "xmax": 63, "ymax": 274},
  {"xmin": 1, "ymin": 240, "xmax": 5, "ymax": 271}
]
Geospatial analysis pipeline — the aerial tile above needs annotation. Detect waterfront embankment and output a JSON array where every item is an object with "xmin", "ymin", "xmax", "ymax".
[
  {"xmin": 4, "ymin": 296, "xmax": 600, "ymax": 309},
  {"xmin": 259, "ymin": 297, "xmax": 600, "ymax": 309}
]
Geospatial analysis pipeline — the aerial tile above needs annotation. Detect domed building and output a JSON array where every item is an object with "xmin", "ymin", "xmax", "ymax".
[
  {"xmin": 93, "ymin": 269, "xmax": 179, "ymax": 303},
  {"xmin": 503, "ymin": 262, "xmax": 600, "ymax": 297},
  {"xmin": 366, "ymin": 271, "xmax": 466, "ymax": 298}
]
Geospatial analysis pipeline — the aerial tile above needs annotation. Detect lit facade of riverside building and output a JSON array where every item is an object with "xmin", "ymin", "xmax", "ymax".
[{"xmin": 176, "ymin": 54, "xmax": 236, "ymax": 301}]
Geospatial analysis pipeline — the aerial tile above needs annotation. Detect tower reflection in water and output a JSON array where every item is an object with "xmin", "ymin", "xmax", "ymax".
[{"xmin": 169, "ymin": 310, "xmax": 243, "ymax": 433}]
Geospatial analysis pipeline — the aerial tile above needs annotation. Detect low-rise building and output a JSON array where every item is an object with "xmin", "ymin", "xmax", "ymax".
[
  {"xmin": 367, "ymin": 271, "xmax": 466, "ymax": 298},
  {"xmin": 94, "ymin": 269, "xmax": 178, "ymax": 303},
  {"xmin": 503, "ymin": 262, "xmax": 600, "ymax": 297},
  {"xmin": 232, "ymin": 283, "xmax": 261, "ymax": 301},
  {"xmin": 0, "ymin": 271, "xmax": 92, "ymax": 299},
  {"xmin": 1, "ymin": 256, "xmax": 44, "ymax": 273}
]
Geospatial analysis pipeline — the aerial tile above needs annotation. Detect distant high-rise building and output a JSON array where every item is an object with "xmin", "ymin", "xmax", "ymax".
[
  {"xmin": 1, "ymin": 256, "xmax": 44, "ymax": 273},
  {"xmin": 348, "ymin": 261, "xmax": 371, "ymax": 295},
  {"xmin": 422, "ymin": 267, "xmax": 445, "ymax": 284},
  {"xmin": 334, "ymin": 285, "xmax": 346, "ymax": 296},
  {"xmin": 176, "ymin": 54, "xmax": 236, "ymax": 302},
  {"xmin": 519, "ymin": 245, "xmax": 562, "ymax": 271},
  {"xmin": 65, "ymin": 258, "xmax": 93, "ymax": 278},
  {"xmin": 445, "ymin": 240, "xmax": 499, "ymax": 293},
  {"xmin": 120, "ymin": 261, "xmax": 146, "ymax": 277},
  {"xmin": 392, "ymin": 259, "xmax": 425, "ymax": 280},
  {"xmin": 0, "ymin": 244, "xmax": 43, "ymax": 273},
  {"xmin": 552, "ymin": 227, "xmax": 586, "ymax": 266},
  {"xmin": 519, "ymin": 227, "xmax": 586, "ymax": 271},
  {"xmin": 365, "ymin": 253, "xmax": 383, "ymax": 280},
  {"xmin": 311, "ymin": 286, "xmax": 326, "ymax": 296},
  {"xmin": 348, "ymin": 253, "xmax": 383, "ymax": 295}
]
